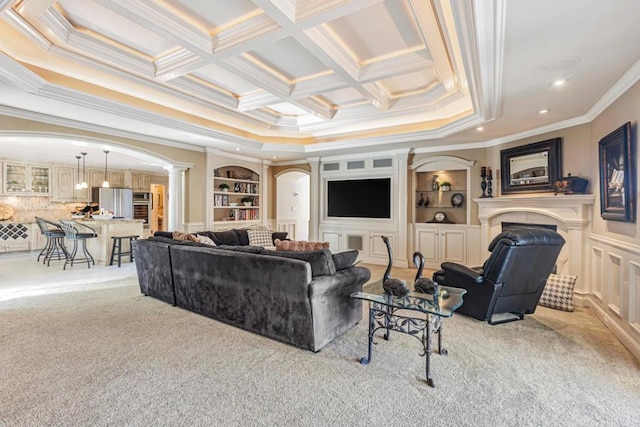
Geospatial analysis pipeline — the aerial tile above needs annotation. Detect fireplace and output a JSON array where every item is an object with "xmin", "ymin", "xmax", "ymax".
[
  {"xmin": 475, "ymin": 195, "xmax": 595, "ymax": 302},
  {"xmin": 502, "ymin": 222, "xmax": 557, "ymax": 232}
]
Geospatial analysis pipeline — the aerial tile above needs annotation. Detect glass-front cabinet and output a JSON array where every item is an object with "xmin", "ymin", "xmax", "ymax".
[{"xmin": 3, "ymin": 163, "xmax": 51, "ymax": 195}]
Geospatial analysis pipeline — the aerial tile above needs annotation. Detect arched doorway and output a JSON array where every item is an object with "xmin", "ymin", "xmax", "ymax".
[{"xmin": 275, "ymin": 171, "xmax": 310, "ymax": 241}]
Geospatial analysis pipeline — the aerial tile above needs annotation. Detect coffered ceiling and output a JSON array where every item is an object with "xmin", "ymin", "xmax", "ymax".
[{"xmin": 1, "ymin": 0, "xmax": 640, "ymax": 166}]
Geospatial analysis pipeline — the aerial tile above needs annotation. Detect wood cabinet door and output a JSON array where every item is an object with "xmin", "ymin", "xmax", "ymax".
[
  {"xmin": 440, "ymin": 227, "xmax": 467, "ymax": 265},
  {"xmin": 108, "ymin": 171, "xmax": 125, "ymax": 187},
  {"xmin": 54, "ymin": 166, "xmax": 75, "ymax": 201}
]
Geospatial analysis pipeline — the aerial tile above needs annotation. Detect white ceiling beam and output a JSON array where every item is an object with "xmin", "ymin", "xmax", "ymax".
[
  {"xmin": 168, "ymin": 76, "xmax": 239, "ymax": 110},
  {"xmin": 237, "ymin": 92, "xmax": 282, "ymax": 112},
  {"xmin": 222, "ymin": 55, "xmax": 291, "ymax": 98},
  {"xmin": 294, "ymin": 97, "xmax": 336, "ymax": 119}
]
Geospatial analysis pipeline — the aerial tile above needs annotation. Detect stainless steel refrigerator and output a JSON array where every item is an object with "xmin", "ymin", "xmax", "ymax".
[{"xmin": 92, "ymin": 187, "xmax": 133, "ymax": 219}]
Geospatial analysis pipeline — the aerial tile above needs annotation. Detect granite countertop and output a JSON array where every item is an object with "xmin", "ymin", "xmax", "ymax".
[{"xmin": 74, "ymin": 219, "xmax": 145, "ymax": 223}]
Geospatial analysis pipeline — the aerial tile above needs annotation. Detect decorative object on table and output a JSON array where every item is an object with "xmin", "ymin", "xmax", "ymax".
[
  {"xmin": 381, "ymin": 236, "xmax": 409, "ymax": 297},
  {"xmin": 451, "ymin": 192, "xmax": 464, "ymax": 207},
  {"xmin": 0, "ymin": 203, "xmax": 15, "ymax": 221},
  {"xmin": 417, "ymin": 193, "xmax": 425, "ymax": 207},
  {"xmin": 439, "ymin": 181, "xmax": 451, "ymax": 191},
  {"xmin": 218, "ymin": 183, "xmax": 230, "ymax": 192},
  {"xmin": 553, "ymin": 173, "xmax": 589, "ymax": 195},
  {"xmin": 500, "ymin": 138, "xmax": 562, "ymax": 195},
  {"xmin": 538, "ymin": 273, "xmax": 578, "ymax": 312},
  {"xmin": 241, "ymin": 196, "xmax": 254, "ymax": 206},
  {"xmin": 599, "ymin": 122, "xmax": 635, "ymax": 222},
  {"xmin": 480, "ymin": 166, "xmax": 488, "ymax": 197},
  {"xmin": 412, "ymin": 251, "xmax": 439, "ymax": 298},
  {"xmin": 431, "ymin": 174, "xmax": 440, "ymax": 191}
]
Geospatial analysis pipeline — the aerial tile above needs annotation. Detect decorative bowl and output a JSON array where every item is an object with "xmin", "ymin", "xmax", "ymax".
[
  {"xmin": 91, "ymin": 214, "xmax": 114, "ymax": 220},
  {"xmin": 229, "ymin": 202, "xmax": 238, "ymax": 206}
]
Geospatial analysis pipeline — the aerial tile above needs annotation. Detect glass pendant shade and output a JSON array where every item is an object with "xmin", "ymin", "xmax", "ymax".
[
  {"xmin": 80, "ymin": 152, "xmax": 88, "ymax": 188},
  {"xmin": 102, "ymin": 150, "xmax": 110, "ymax": 188}
]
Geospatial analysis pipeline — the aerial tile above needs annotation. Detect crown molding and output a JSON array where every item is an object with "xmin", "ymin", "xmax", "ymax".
[
  {"xmin": 272, "ymin": 158, "xmax": 310, "ymax": 166},
  {"xmin": 206, "ymin": 147, "xmax": 266, "ymax": 164},
  {"xmin": 0, "ymin": 105, "xmax": 204, "ymax": 152},
  {"xmin": 586, "ymin": 56, "xmax": 640, "ymax": 121},
  {"xmin": 0, "ymin": 51, "xmax": 46, "ymax": 92}
]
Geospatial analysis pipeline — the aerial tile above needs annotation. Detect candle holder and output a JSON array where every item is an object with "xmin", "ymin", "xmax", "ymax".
[
  {"xmin": 480, "ymin": 176, "xmax": 487, "ymax": 198},
  {"xmin": 486, "ymin": 176, "xmax": 493, "ymax": 198}
]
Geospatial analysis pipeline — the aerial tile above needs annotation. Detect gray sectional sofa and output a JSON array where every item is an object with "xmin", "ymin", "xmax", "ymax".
[{"xmin": 132, "ymin": 233, "xmax": 371, "ymax": 352}]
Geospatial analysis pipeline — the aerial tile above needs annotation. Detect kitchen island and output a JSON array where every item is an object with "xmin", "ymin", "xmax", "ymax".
[{"xmin": 74, "ymin": 219, "xmax": 144, "ymax": 265}]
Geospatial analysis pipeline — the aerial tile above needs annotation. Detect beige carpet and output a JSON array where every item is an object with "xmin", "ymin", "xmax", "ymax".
[{"xmin": 1, "ymin": 265, "xmax": 639, "ymax": 426}]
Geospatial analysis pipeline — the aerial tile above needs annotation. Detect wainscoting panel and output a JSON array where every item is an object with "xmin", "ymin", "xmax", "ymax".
[
  {"xmin": 630, "ymin": 261, "xmax": 640, "ymax": 336},
  {"xmin": 591, "ymin": 246, "xmax": 603, "ymax": 302},
  {"xmin": 607, "ymin": 253, "xmax": 623, "ymax": 318},
  {"xmin": 588, "ymin": 234, "xmax": 640, "ymax": 361}
]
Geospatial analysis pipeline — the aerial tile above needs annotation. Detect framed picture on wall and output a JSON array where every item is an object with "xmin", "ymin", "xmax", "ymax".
[{"xmin": 599, "ymin": 122, "xmax": 635, "ymax": 222}]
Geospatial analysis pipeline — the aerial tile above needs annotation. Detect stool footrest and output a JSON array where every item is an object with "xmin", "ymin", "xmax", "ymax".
[{"xmin": 110, "ymin": 235, "xmax": 140, "ymax": 267}]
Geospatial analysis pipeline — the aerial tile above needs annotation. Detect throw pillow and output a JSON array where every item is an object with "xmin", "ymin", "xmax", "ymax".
[
  {"xmin": 172, "ymin": 231, "xmax": 197, "ymax": 242},
  {"xmin": 271, "ymin": 231, "xmax": 288, "ymax": 245},
  {"xmin": 210, "ymin": 229, "xmax": 240, "ymax": 246},
  {"xmin": 247, "ymin": 228, "xmax": 274, "ymax": 247},
  {"xmin": 274, "ymin": 239, "xmax": 330, "ymax": 251},
  {"xmin": 262, "ymin": 249, "xmax": 337, "ymax": 277},
  {"xmin": 332, "ymin": 250, "xmax": 359, "ymax": 271},
  {"xmin": 195, "ymin": 235, "xmax": 216, "ymax": 246},
  {"xmin": 538, "ymin": 273, "xmax": 577, "ymax": 312}
]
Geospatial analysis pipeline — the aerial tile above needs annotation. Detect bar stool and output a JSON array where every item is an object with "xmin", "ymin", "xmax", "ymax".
[
  {"xmin": 35, "ymin": 217, "xmax": 69, "ymax": 266},
  {"xmin": 110, "ymin": 235, "xmax": 139, "ymax": 267},
  {"xmin": 59, "ymin": 220, "xmax": 98, "ymax": 270}
]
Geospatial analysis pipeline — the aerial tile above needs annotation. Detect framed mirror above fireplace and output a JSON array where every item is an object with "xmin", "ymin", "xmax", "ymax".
[{"xmin": 500, "ymin": 138, "xmax": 562, "ymax": 195}]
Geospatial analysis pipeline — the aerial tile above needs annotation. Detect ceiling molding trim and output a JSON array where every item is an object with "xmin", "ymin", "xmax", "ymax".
[
  {"xmin": 358, "ymin": 52, "xmax": 435, "ymax": 83},
  {"xmin": 205, "ymin": 147, "xmax": 267, "ymax": 164},
  {"xmin": 169, "ymin": 76, "xmax": 239, "ymax": 109},
  {"xmin": 294, "ymin": 97, "xmax": 336, "ymax": 119},
  {"xmin": 271, "ymin": 159, "xmax": 310, "ymax": 166},
  {"xmin": 154, "ymin": 49, "xmax": 204, "ymax": 80},
  {"xmin": 241, "ymin": 109, "xmax": 280, "ymax": 126},
  {"xmin": 481, "ymin": 116, "xmax": 592, "ymax": 148},
  {"xmin": 290, "ymin": 74, "xmax": 346, "ymax": 99},
  {"xmin": 223, "ymin": 56, "xmax": 291, "ymax": 98},
  {"xmin": 303, "ymin": 26, "xmax": 359, "ymax": 81},
  {"xmin": 213, "ymin": 13, "xmax": 282, "ymax": 56},
  {"xmin": 261, "ymin": 143, "xmax": 306, "ymax": 153},
  {"xmin": 237, "ymin": 91, "xmax": 282, "ymax": 112},
  {"xmin": 94, "ymin": 0, "xmax": 211, "ymax": 56},
  {"xmin": 0, "ymin": 104, "xmax": 204, "ymax": 152},
  {"xmin": 586, "ymin": 56, "xmax": 640, "ymax": 121},
  {"xmin": 0, "ymin": 51, "xmax": 47, "ymax": 92},
  {"xmin": 1, "ymin": 7, "xmax": 52, "ymax": 51}
]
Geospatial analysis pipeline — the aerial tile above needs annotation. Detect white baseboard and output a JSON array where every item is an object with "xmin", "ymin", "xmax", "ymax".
[{"xmin": 588, "ymin": 297, "xmax": 640, "ymax": 361}]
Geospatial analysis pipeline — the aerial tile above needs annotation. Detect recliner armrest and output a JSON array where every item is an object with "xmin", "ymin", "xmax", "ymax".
[{"xmin": 441, "ymin": 262, "xmax": 484, "ymax": 284}]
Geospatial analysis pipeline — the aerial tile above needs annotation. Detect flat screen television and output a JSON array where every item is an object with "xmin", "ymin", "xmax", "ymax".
[{"xmin": 327, "ymin": 178, "xmax": 391, "ymax": 219}]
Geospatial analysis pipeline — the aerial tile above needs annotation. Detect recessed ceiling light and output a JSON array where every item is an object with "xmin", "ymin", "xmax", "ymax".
[
  {"xmin": 538, "ymin": 109, "xmax": 550, "ymax": 114},
  {"xmin": 476, "ymin": 126, "xmax": 484, "ymax": 131},
  {"xmin": 272, "ymin": 156, "xmax": 277, "ymax": 159},
  {"xmin": 235, "ymin": 147, "xmax": 240, "ymax": 151},
  {"xmin": 552, "ymin": 79, "xmax": 567, "ymax": 87}
]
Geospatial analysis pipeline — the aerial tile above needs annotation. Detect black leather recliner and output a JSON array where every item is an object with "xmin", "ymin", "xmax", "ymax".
[{"xmin": 433, "ymin": 228, "xmax": 565, "ymax": 325}]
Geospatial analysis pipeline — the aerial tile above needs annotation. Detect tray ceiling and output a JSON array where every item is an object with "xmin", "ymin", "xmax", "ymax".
[{"xmin": 0, "ymin": 0, "xmax": 479, "ymax": 147}]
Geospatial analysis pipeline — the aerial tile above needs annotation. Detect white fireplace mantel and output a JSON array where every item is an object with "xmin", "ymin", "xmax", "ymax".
[{"xmin": 474, "ymin": 195, "xmax": 596, "ymax": 299}]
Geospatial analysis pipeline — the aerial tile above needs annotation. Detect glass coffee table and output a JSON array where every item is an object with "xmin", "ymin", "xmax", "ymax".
[{"xmin": 351, "ymin": 287, "xmax": 466, "ymax": 387}]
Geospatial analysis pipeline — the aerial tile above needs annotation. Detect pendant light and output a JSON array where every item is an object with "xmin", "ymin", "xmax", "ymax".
[
  {"xmin": 80, "ymin": 152, "xmax": 88, "ymax": 189},
  {"xmin": 74, "ymin": 155, "xmax": 82, "ymax": 190},
  {"xmin": 102, "ymin": 150, "xmax": 110, "ymax": 188}
]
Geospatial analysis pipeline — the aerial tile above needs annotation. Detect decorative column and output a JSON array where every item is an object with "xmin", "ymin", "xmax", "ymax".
[
  {"xmin": 307, "ymin": 157, "xmax": 320, "ymax": 241},
  {"xmin": 262, "ymin": 160, "xmax": 270, "ymax": 226},
  {"xmin": 394, "ymin": 150, "xmax": 409, "ymax": 267},
  {"xmin": 165, "ymin": 165, "xmax": 188, "ymax": 232}
]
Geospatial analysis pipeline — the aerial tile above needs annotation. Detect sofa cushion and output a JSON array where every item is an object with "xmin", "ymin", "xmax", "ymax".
[
  {"xmin": 148, "ymin": 236, "xmax": 213, "ymax": 248},
  {"xmin": 195, "ymin": 234, "xmax": 216, "ymax": 246},
  {"xmin": 210, "ymin": 229, "xmax": 240, "ymax": 246},
  {"xmin": 263, "ymin": 249, "xmax": 336, "ymax": 277},
  {"xmin": 538, "ymin": 273, "xmax": 577, "ymax": 312},
  {"xmin": 332, "ymin": 250, "xmax": 359, "ymax": 271},
  {"xmin": 172, "ymin": 231, "xmax": 197, "ymax": 242},
  {"xmin": 154, "ymin": 231, "xmax": 174, "ymax": 238},
  {"xmin": 274, "ymin": 239, "xmax": 330, "ymax": 251},
  {"xmin": 272, "ymin": 231, "xmax": 288, "ymax": 244},
  {"xmin": 215, "ymin": 245, "xmax": 264, "ymax": 254},
  {"xmin": 247, "ymin": 228, "xmax": 274, "ymax": 247}
]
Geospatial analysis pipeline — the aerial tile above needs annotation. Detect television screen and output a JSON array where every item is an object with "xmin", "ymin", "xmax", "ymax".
[{"xmin": 327, "ymin": 178, "xmax": 391, "ymax": 219}]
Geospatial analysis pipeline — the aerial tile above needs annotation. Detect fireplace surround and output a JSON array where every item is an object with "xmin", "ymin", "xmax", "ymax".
[{"xmin": 475, "ymin": 195, "xmax": 595, "ymax": 305}]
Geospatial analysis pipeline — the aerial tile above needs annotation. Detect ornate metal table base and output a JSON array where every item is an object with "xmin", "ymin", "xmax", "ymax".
[{"xmin": 359, "ymin": 300, "xmax": 446, "ymax": 387}]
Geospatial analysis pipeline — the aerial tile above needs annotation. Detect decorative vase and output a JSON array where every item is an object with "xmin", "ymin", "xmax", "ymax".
[{"xmin": 431, "ymin": 175, "xmax": 439, "ymax": 191}]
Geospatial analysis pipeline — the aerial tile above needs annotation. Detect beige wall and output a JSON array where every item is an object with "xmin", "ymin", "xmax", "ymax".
[
  {"xmin": 0, "ymin": 115, "xmax": 206, "ymax": 224},
  {"xmin": 590, "ymin": 80, "xmax": 640, "ymax": 243}
]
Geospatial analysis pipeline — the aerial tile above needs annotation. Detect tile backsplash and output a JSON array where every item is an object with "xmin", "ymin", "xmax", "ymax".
[{"xmin": 0, "ymin": 196, "xmax": 86, "ymax": 223}]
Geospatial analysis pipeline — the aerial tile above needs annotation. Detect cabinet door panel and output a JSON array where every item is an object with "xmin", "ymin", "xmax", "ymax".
[
  {"xmin": 321, "ymin": 230, "xmax": 341, "ymax": 252},
  {"xmin": 416, "ymin": 229, "xmax": 439, "ymax": 266},
  {"xmin": 54, "ymin": 167, "xmax": 75, "ymax": 201},
  {"xmin": 441, "ymin": 228, "xmax": 466, "ymax": 264},
  {"xmin": 369, "ymin": 232, "xmax": 391, "ymax": 258}
]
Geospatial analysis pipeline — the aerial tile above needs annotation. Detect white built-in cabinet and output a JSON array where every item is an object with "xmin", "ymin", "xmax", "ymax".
[
  {"xmin": 90, "ymin": 170, "xmax": 125, "ymax": 188},
  {"xmin": 320, "ymin": 228, "xmax": 396, "ymax": 262},
  {"xmin": 411, "ymin": 156, "xmax": 481, "ymax": 269},
  {"xmin": 131, "ymin": 173, "xmax": 150, "ymax": 191}
]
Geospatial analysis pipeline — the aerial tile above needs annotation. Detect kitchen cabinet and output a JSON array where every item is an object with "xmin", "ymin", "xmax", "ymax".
[
  {"xmin": 90, "ymin": 170, "xmax": 125, "ymax": 188},
  {"xmin": 53, "ymin": 166, "xmax": 90, "ymax": 202},
  {"xmin": 131, "ymin": 173, "xmax": 150, "ymax": 191},
  {"xmin": 2, "ymin": 163, "xmax": 51, "ymax": 195}
]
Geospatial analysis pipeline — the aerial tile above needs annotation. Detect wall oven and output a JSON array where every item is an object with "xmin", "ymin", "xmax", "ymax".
[{"xmin": 133, "ymin": 193, "xmax": 152, "ymax": 226}]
